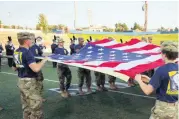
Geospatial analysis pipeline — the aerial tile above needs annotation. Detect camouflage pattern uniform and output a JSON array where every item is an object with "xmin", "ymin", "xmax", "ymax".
[
  {"xmin": 108, "ymin": 75, "xmax": 116, "ymax": 84},
  {"xmin": 13, "ymin": 32, "xmax": 44, "ymax": 119},
  {"xmin": 57, "ymin": 64, "xmax": 72, "ymax": 91},
  {"xmin": 149, "ymin": 100, "xmax": 178, "ymax": 119},
  {"xmin": 18, "ymin": 78, "xmax": 43, "ymax": 119},
  {"xmin": 78, "ymin": 68, "xmax": 91, "ymax": 88},
  {"xmin": 94, "ymin": 72, "xmax": 105, "ymax": 87}
]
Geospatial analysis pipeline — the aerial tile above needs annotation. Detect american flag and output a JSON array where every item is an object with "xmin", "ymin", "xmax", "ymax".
[{"xmin": 49, "ymin": 38, "xmax": 165, "ymax": 81}]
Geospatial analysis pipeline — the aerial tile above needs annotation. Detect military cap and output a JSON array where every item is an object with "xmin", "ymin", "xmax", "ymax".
[
  {"xmin": 17, "ymin": 32, "xmax": 32, "ymax": 40},
  {"xmin": 58, "ymin": 38, "xmax": 64, "ymax": 43},
  {"xmin": 141, "ymin": 37, "xmax": 148, "ymax": 42},
  {"xmin": 161, "ymin": 41, "xmax": 178, "ymax": 52}
]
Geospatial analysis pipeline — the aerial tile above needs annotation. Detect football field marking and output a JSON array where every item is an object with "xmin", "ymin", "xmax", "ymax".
[{"xmin": 0, "ymin": 71, "xmax": 155, "ymax": 99}]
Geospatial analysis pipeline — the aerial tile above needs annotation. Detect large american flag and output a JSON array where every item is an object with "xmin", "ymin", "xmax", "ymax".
[{"xmin": 49, "ymin": 38, "xmax": 165, "ymax": 81}]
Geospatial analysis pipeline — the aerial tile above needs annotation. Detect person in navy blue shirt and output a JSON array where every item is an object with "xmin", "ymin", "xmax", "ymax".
[
  {"xmin": 75, "ymin": 37, "xmax": 92, "ymax": 95},
  {"xmin": 5, "ymin": 36, "xmax": 15, "ymax": 67},
  {"xmin": 51, "ymin": 38, "xmax": 58, "ymax": 68},
  {"xmin": 29, "ymin": 33, "xmax": 45, "ymax": 102},
  {"xmin": 135, "ymin": 41, "xmax": 178, "ymax": 119},
  {"xmin": 55, "ymin": 38, "xmax": 72, "ymax": 98},
  {"xmin": 0, "ymin": 43, "xmax": 4, "ymax": 72},
  {"xmin": 70, "ymin": 39, "xmax": 75, "ymax": 55},
  {"xmin": 12, "ymin": 32, "xmax": 48, "ymax": 119}
]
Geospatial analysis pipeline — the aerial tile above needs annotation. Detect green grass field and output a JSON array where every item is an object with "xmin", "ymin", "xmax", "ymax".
[{"xmin": 0, "ymin": 59, "xmax": 156, "ymax": 119}]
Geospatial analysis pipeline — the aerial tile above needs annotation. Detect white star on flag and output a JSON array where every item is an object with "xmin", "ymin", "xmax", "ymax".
[
  {"xmin": 97, "ymin": 52, "xmax": 104, "ymax": 55},
  {"xmin": 88, "ymin": 46, "xmax": 93, "ymax": 49},
  {"xmin": 86, "ymin": 55, "xmax": 91, "ymax": 57},
  {"xmin": 97, "ymin": 56, "xmax": 103, "ymax": 59},
  {"xmin": 109, "ymin": 57, "xmax": 116, "ymax": 60},
  {"xmin": 87, "ymin": 51, "xmax": 93, "ymax": 54},
  {"xmin": 122, "ymin": 56, "xmax": 129, "ymax": 58},
  {"xmin": 110, "ymin": 51, "xmax": 116, "ymax": 53},
  {"xmin": 136, "ymin": 55, "xmax": 142, "ymax": 57},
  {"xmin": 123, "ymin": 53, "xmax": 128, "ymax": 55},
  {"xmin": 76, "ymin": 53, "xmax": 81, "ymax": 56},
  {"xmin": 98, "ymin": 48, "xmax": 104, "ymax": 51},
  {"xmin": 123, "ymin": 58, "xmax": 129, "ymax": 61},
  {"xmin": 110, "ymin": 54, "xmax": 116, "ymax": 57},
  {"xmin": 58, "ymin": 57, "xmax": 64, "ymax": 59}
]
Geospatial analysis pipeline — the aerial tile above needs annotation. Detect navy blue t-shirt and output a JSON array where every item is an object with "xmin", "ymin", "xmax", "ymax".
[
  {"xmin": 51, "ymin": 44, "xmax": 58, "ymax": 53},
  {"xmin": 13, "ymin": 47, "xmax": 37, "ymax": 78},
  {"xmin": 70, "ymin": 44, "xmax": 75, "ymax": 55},
  {"xmin": 29, "ymin": 44, "xmax": 43, "ymax": 56},
  {"xmin": 54, "ymin": 47, "xmax": 69, "ymax": 55},
  {"xmin": 74, "ymin": 44, "xmax": 84, "ymax": 53},
  {"xmin": 149, "ymin": 63, "xmax": 178, "ymax": 103},
  {"xmin": 0, "ymin": 45, "xmax": 4, "ymax": 54}
]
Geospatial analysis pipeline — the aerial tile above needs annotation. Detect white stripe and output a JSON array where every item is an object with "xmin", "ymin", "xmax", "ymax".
[
  {"xmin": 83, "ymin": 61, "xmax": 106, "ymax": 66},
  {"xmin": 96, "ymin": 40, "xmax": 117, "ymax": 47},
  {"xmin": 133, "ymin": 47, "xmax": 161, "ymax": 54},
  {"xmin": 114, "ymin": 42, "xmax": 149, "ymax": 50},
  {"xmin": 114, "ymin": 54, "xmax": 162, "ymax": 71}
]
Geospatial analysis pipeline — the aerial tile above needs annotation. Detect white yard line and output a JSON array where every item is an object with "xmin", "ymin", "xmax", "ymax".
[{"xmin": 0, "ymin": 71, "xmax": 155, "ymax": 100}]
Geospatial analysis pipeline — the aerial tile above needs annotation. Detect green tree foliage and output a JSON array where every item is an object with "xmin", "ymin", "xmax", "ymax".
[
  {"xmin": 0, "ymin": 20, "xmax": 2, "ymax": 25},
  {"xmin": 174, "ymin": 27, "xmax": 178, "ymax": 32},
  {"xmin": 115, "ymin": 23, "xmax": 128, "ymax": 32},
  {"xmin": 133, "ymin": 22, "xmax": 143, "ymax": 31},
  {"xmin": 37, "ymin": 13, "xmax": 48, "ymax": 33}
]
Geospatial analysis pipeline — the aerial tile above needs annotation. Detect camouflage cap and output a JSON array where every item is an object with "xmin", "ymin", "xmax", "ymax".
[
  {"xmin": 17, "ymin": 32, "xmax": 32, "ymax": 40},
  {"xmin": 148, "ymin": 36, "xmax": 152, "ymax": 40},
  {"xmin": 58, "ymin": 38, "xmax": 64, "ymax": 43},
  {"xmin": 141, "ymin": 37, "xmax": 148, "ymax": 42},
  {"xmin": 161, "ymin": 41, "xmax": 178, "ymax": 52}
]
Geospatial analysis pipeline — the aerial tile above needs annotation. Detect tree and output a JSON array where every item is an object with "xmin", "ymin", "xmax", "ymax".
[
  {"xmin": 133, "ymin": 22, "xmax": 143, "ymax": 31},
  {"xmin": 115, "ymin": 22, "xmax": 129, "ymax": 32},
  {"xmin": 174, "ymin": 27, "xmax": 178, "ymax": 32},
  {"xmin": 11, "ymin": 25, "xmax": 16, "ymax": 29},
  {"xmin": 0, "ymin": 20, "xmax": 2, "ymax": 25},
  {"xmin": 37, "ymin": 13, "xmax": 48, "ymax": 33}
]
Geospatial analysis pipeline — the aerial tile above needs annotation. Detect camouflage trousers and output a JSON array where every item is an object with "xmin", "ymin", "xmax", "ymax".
[
  {"xmin": 94, "ymin": 72, "xmax": 105, "ymax": 86},
  {"xmin": 36, "ymin": 71, "xmax": 44, "ymax": 96},
  {"xmin": 149, "ymin": 100, "xmax": 178, "ymax": 119},
  {"xmin": 57, "ymin": 64, "xmax": 72, "ymax": 91},
  {"xmin": 108, "ymin": 75, "xmax": 116, "ymax": 84},
  {"xmin": 18, "ymin": 78, "xmax": 43, "ymax": 119},
  {"xmin": 78, "ymin": 68, "xmax": 91, "ymax": 88}
]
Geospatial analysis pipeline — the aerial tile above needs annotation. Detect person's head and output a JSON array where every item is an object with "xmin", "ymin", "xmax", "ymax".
[
  {"xmin": 78, "ymin": 37, "xmax": 84, "ymax": 45},
  {"xmin": 30, "ymin": 33, "xmax": 35, "ymax": 45},
  {"xmin": 148, "ymin": 37, "xmax": 152, "ymax": 43},
  {"xmin": 58, "ymin": 38, "xmax": 64, "ymax": 47},
  {"xmin": 161, "ymin": 41, "xmax": 178, "ymax": 62},
  {"xmin": 141, "ymin": 37, "xmax": 148, "ymax": 43},
  {"xmin": 17, "ymin": 32, "xmax": 33, "ymax": 48},
  {"xmin": 35, "ymin": 36, "xmax": 43, "ymax": 46},
  {"xmin": 71, "ymin": 40, "xmax": 75, "ymax": 44}
]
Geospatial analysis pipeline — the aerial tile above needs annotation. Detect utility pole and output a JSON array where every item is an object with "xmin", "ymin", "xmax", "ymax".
[
  {"xmin": 144, "ymin": 1, "xmax": 148, "ymax": 31},
  {"xmin": 88, "ymin": 9, "xmax": 92, "ymax": 27},
  {"xmin": 74, "ymin": 1, "xmax": 77, "ymax": 30}
]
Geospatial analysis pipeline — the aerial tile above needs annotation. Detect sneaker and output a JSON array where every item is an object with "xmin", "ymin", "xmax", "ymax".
[
  {"xmin": 78, "ymin": 88, "xmax": 84, "ymax": 95},
  {"xmin": 97, "ymin": 86, "xmax": 102, "ymax": 91},
  {"xmin": 0, "ymin": 107, "xmax": 3, "ymax": 111},
  {"xmin": 61, "ymin": 91, "xmax": 68, "ymax": 98},
  {"xmin": 87, "ymin": 88, "xmax": 92, "ymax": 93},
  {"xmin": 101, "ymin": 86, "xmax": 108, "ymax": 91},
  {"xmin": 109, "ymin": 83, "xmax": 118, "ymax": 90},
  {"xmin": 65, "ymin": 91, "xmax": 71, "ymax": 97}
]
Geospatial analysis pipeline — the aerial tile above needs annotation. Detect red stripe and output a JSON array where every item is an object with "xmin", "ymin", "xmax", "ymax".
[
  {"xmin": 99, "ymin": 61, "xmax": 123, "ymax": 68},
  {"xmin": 124, "ymin": 44, "xmax": 159, "ymax": 53},
  {"xmin": 116, "ymin": 59, "xmax": 164, "ymax": 78},
  {"xmin": 90, "ymin": 39, "xmax": 111, "ymax": 45},
  {"xmin": 125, "ymin": 39, "xmax": 141, "ymax": 45},
  {"xmin": 106, "ymin": 43, "xmax": 126, "ymax": 48}
]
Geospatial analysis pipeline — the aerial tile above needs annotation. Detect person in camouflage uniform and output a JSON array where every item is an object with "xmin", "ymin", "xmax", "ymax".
[
  {"xmin": 12, "ymin": 32, "xmax": 48, "ymax": 119},
  {"xmin": 135, "ymin": 41, "xmax": 178, "ymax": 119},
  {"xmin": 55, "ymin": 38, "xmax": 72, "ymax": 98},
  {"xmin": 94, "ymin": 72, "xmax": 107, "ymax": 91},
  {"xmin": 75, "ymin": 37, "xmax": 92, "ymax": 95}
]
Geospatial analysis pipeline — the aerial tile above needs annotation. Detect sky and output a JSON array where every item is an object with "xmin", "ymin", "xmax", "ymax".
[{"xmin": 0, "ymin": 1, "xmax": 178, "ymax": 30}]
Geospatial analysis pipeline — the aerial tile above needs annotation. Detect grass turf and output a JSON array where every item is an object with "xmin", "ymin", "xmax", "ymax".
[{"xmin": 0, "ymin": 62, "xmax": 155, "ymax": 119}]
